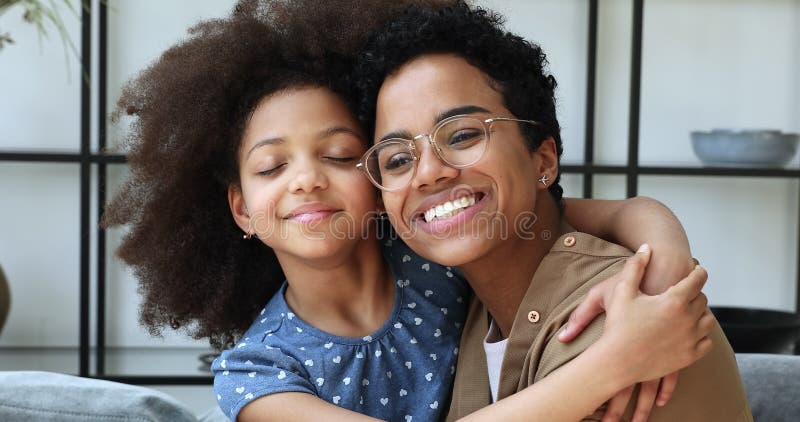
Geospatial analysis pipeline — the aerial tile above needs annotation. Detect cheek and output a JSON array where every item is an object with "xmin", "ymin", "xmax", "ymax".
[
  {"xmin": 338, "ymin": 170, "xmax": 378, "ymax": 209},
  {"xmin": 380, "ymin": 192, "xmax": 405, "ymax": 222},
  {"xmin": 487, "ymin": 143, "xmax": 535, "ymax": 182},
  {"xmin": 242, "ymin": 179, "xmax": 280, "ymax": 203},
  {"xmin": 239, "ymin": 180, "xmax": 286, "ymax": 223}
]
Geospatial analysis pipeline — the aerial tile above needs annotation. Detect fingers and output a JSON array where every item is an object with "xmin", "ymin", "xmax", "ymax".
[
  {"xmin": 695, "ymin": 335, "xmax": 714, "ymax": 358},
  {"xmin": 559, "ymin": 281, "xmax": 606, "ymax": 342},
  {"xmin": 601, "ymin": 385, "xmax": 634, "ymax": 422},
  {"xmin": 688, "ymin": 292, "xmax": 709, "ymax": 316},
  {"xmin": 694, "ymin": 311, "xmax": 716, "ymax": 355},
  {"xmin": 682, "ymin": 307, "xmax": 716, "ymax": 349},
  {"xmin": 618, "ymin": 244, "xmax": 652, "ymax": 297},
  {"xmin": 667, "ymin": 265, "xmax": 708, "ymax": 301},
  {"xmin": 632, "ymin": 380, "xmax": 659, "ymax": 422},
  {"xmin": 561, "ymin": 244, "xmax": 652, "ymax": 343},
  {"xmin": 656, "ymin": 372, "xmax": 679, "ymax": 407},
  {"xmin": 696, "ymin": 309, "xmax": 716, "ymax": 335}
]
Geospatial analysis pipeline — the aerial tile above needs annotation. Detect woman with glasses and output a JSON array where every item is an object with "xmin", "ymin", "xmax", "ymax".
[
  {"xmin": 98, "ymin": 1, "xmax": 716, "ymax": 422},
  {"xmin": 354, "ymin": 2, "xmax": 751, "ymax": 421}
]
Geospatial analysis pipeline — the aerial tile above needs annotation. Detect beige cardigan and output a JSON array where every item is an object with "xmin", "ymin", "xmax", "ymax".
[{"xmin": 446, "ymin": 232, "xmax": 752, "ymax": 421}]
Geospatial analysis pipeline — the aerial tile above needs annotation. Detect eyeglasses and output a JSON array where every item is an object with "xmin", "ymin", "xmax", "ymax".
[{"xmin": 357, "ymin": 115, "xmax": 538, "ymax": 191}]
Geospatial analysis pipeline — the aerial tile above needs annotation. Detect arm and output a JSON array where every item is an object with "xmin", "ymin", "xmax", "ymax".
[
  {"xmin": 562, "ymin": 196, "xmax": 694, "ymax": 294},
  {"xmin": 460, "ymin": 246, "xmax": 714, "ymax": 422},
  {"xmin": 460, "ymin": 337, "xmax": 632, "ymax": 421},
  {"xmin": 239, "ymin": 393, "xmax": 380, "ymax": 422},
  {"xmin": 561, "ymin": 196, "xmax": 697, "ymax": 419}
]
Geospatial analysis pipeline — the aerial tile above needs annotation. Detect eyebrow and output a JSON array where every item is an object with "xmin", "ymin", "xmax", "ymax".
[
  {"xmin": 434, "ymin": 105, "xmax": 491, "ymax": 124},
  {"xmin": 246, "ymin": 137, "xmax": 283, "ymax": 159},
  {"xmin": 246, "ymin": 126, "xmax": 362, "ymax": 159},
  {"xmin": 320, "ymin": 126, "xmax": 362, "ymax": 141},
  {"xmin": 376, "ymin": 104, "xmax": 492, "ymax": 144}
]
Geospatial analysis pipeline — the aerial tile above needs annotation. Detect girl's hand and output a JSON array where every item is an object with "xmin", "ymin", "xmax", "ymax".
[
  {"xmin": 559, "ymin": 245, "xmax": 714, "ymax": 421},
  {"xmin": 559, "ymin": 247, "xmax": 678, "ymax": 421},
  {"xmin": 558, "ymin": 247, "xmax": 678, "ymax": 419}
]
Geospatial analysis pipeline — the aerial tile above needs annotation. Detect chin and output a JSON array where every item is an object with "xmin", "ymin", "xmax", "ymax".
[
  {"xmin": 291, "ymin": 240, "xmax": 355, "ymax": 261},
  {"xmin": 407, "ymin": 236, "xmax": 490, "ymax": 268}
]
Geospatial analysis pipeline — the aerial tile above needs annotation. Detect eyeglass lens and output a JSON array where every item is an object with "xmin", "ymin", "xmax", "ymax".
[{"xmin": 366, "ymin": 116, "xmax": 488, "ymax": 190}]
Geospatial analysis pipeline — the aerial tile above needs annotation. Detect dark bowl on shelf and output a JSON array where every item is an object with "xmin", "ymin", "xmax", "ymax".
[{"xmin": 710, "ymin": 306, "xmax": 800, "ymax": 354}]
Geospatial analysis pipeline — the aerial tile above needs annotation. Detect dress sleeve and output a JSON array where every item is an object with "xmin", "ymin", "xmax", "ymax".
[{"xmin": 212, "ymin": 339, "xmax": 316, "ymax": 421}]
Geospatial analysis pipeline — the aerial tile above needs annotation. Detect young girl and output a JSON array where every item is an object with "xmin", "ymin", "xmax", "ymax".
[{"xmin": 102, "ymin": 3, "xmax": 711, "ymax": 421}]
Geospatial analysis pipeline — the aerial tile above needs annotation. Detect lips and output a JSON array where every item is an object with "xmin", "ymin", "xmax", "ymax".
[
  {"xmin": 423, "ymin": 194, "xmax": 477, "ymax": 222},
  {"xmin": 284, "ymin": 203, "xmax": 341, "ymax": 223},
  {"xmin": 407, "ymin": 185, "xmax": 489, "ymax": 238},
  {"xmin": 413, "ymin": 188, "xmax": 486, "ymax": 221}
]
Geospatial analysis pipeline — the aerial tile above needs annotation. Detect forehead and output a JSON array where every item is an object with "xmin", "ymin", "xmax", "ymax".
[
  {"xmin": 250, "ymin": 86, "xmax": 355, "ymax": 129},
  {"xmin": 374, "ymin": 54, "xmax": 505, "ymax": 135},
  {"xmin": 242, "ymin": 86, "xmax": 360, "ymax": 144}
]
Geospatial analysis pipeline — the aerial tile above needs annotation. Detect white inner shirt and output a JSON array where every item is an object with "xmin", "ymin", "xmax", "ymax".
[{"xmin": 483, "ymin": 318, "xmax": 509, "ymax": 403}]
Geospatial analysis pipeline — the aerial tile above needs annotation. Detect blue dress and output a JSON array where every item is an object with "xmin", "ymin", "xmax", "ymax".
[{"xmin": 213, "ymin": 235, "xmax": 470, "ymax": 421}]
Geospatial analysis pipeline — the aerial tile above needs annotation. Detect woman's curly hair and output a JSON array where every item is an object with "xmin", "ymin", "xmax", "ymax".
[
  {"xmin": 354, "ymin": 0, "xmax": 565, "ymax": 208},
  {"xmin": 101, "ymin": 0, "xmax": 452, "ymax": 350}
]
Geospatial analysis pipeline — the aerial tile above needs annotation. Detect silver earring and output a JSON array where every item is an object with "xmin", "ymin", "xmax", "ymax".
[
  {"xmin": 243, "ymin": 232, "xmax": 252, "ymax": 240},
  {"xmin": 538, "ymin": 174, "xmax": 550, "ymax": 186}
]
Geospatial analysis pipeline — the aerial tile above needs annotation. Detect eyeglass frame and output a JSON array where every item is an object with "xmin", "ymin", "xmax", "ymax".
[{"xmin": 356, "ymin": 114, "xmax": 539, "ymax": 191}]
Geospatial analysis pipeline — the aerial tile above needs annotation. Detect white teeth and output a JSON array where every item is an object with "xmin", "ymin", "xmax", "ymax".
[{"xmin": 423, "ymin": 195, "xmax": 477, "ymax": 223}]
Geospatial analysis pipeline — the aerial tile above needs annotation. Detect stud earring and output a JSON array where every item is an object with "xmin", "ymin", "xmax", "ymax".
[
  {"xmin": 538, "ymin": 174, "xmax": 550, "ymax": 186},
  {"xmin": 242, "ymin": 232, "xmax": 252, "ymax": 240}
]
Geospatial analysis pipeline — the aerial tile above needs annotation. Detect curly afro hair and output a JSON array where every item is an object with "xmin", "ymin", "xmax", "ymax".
[
  {"xmin": 354, "ymin": 0, "xmax": 565, "ymax": 208},
  {"xmin": 101, "ymin": 0, "xmax": 453, "ymax": 350}
]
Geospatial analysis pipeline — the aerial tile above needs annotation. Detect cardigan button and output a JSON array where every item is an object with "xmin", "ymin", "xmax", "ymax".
[
  {"xmin": 563, "ymin": 236, "xmax": 576, "ymax": 247},
  {"xmin": 527, "ymin": 310, "xmax": 540, "ymax": 323}
]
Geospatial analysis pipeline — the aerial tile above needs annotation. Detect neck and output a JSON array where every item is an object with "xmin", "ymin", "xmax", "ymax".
[
  {"xmin": 277, "ymin": 236, "xmax": 394, "ymax": 338},
  {"xmin": 459, "ymin": 197, "xmax": 568, "ymax": 338}
]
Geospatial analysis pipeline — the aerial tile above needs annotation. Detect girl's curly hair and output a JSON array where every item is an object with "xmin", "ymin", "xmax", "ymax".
[
  {"xmin": 101, "ymin": 0, "xmax": 453, "ymax": 350},
  {"xmin": 354, "ymin": 0, "xmax": 565, "ymax": 208}
]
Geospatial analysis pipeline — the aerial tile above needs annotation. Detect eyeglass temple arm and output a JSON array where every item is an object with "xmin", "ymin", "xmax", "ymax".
[{"xmin": 485, "ymin": 117, "xmax": 539, "ymax": 125}]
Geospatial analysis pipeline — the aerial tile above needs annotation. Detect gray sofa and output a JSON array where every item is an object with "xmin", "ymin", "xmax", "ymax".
[
  {"xmin": 735, "ymin": 353, "xmax": 800, "ymax": 421},
  {"xmin": 0, "ymin": 371, "xmax": 226, "ymax": 422},
  {"xmin": 0, "ymin": 354, "xmax": 797, "ymax": 421}
]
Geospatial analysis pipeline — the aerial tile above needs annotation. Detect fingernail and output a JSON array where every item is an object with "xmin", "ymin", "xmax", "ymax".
[
  {"xmin": 656, "ymin": 399, "xmax": 666, "ymax": 406},
  {"xmin": 558, "ymin": 325, "xmax": 569, "ymax": 339},
  {"xmin": 637, "ymin": 243, "xmax": 650, "ymax": 253}
]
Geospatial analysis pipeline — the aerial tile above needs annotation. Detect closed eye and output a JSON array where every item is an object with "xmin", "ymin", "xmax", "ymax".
[
  {"xmin": 257, "ymin": 164, "xmax": 286, "ymax": 176},
  {"xmin": 325, "ymin": 157, "xmax": 356, "ymax": 163}
]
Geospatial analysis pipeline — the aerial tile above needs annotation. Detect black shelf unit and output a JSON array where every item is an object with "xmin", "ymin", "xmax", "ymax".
[{"xmin": 0, "ymin": 0, "xmax": 797, "ymax": 384}]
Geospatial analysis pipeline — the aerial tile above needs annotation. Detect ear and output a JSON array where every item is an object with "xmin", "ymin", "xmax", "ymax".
[
  {"xmin": 531, "ymin": 137, "xmax": 559, "ymax": 189},
  {"xmin": 228, "ymin": 184, "xmax": 251, "ymax": 233}
]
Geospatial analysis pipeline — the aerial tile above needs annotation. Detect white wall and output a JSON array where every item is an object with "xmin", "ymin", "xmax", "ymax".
[
  {"xmin": 1, "ymin": 0, "xmax": 798, "ymax": 355},
  {"xmin": 484, "ymin": 0, "xmax": 800, "ymax": 311},
  {"xmin": 0, "ymin": 0, "xmax": 234, "ymax": 349},
  {"xmin": 1, "ymin": 0, "xmax": 83, "ymax": 348}
]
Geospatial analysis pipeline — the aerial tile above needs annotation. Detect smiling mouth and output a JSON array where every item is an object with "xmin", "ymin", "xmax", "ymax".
[{"xmin": 420, "ymin": 193, "xmax": 484, "ymax": 223}]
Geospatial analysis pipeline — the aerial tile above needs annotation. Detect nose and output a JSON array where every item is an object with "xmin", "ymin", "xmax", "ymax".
[
  {"xmin": 410, "ymin": 138, "xmax": 459, "ymax": 190},
  {"xmin": 288, "ymin": 157, "xmax": 329, "ymax": 194}
]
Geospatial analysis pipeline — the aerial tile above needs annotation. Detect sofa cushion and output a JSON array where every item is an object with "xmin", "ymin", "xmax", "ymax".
[
  {"xmin": 736, "ymin": 353, "xmax": 800, "ymax": 422},
  {"xmin": 0, "ymin": 371, "xmax": 197, "ymax": 422}
]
